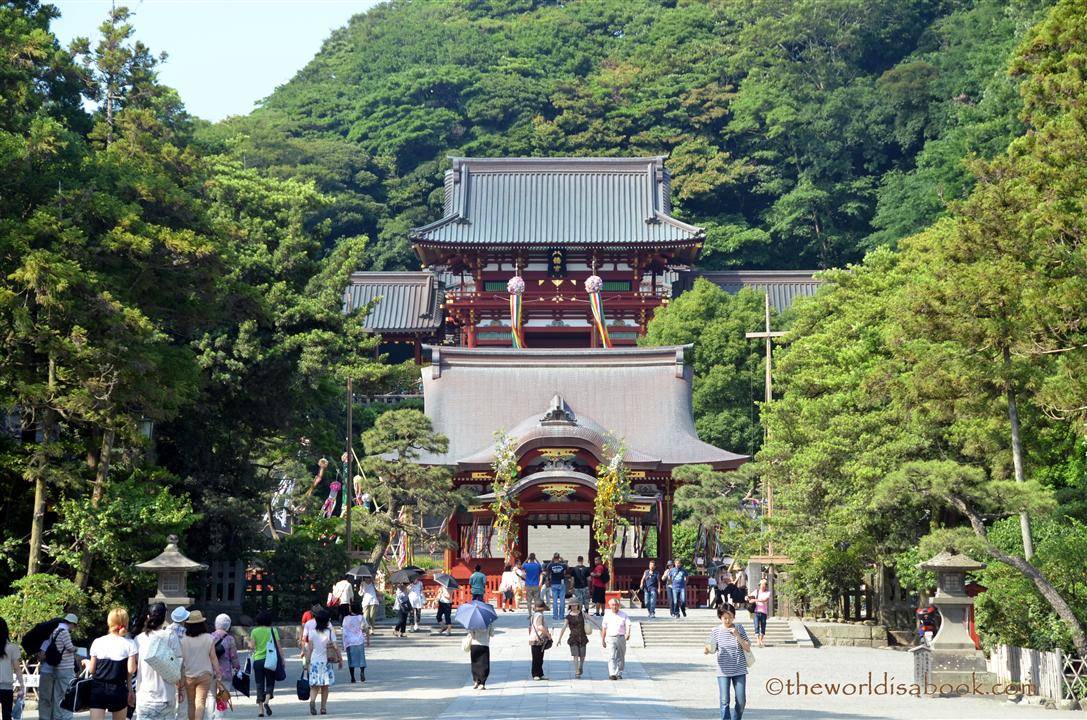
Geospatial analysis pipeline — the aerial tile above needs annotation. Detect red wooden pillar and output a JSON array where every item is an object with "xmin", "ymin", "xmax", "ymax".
[
  {"xmin": 658, "ymin": 479, "xmax": 673, "ymax": 567},
  {"xmin": 467, "ymin": 324, "xmax": 477, "ymax": 348},
  {"xmin": 444, "ymin": 511, "xmax": 457, "ymax": 574},
  {"xmin": 413, "ymin": 338, "xmax": 422, "ymax": 364},
  {"xmin": 517, "ymin": 518, "xmax": 529, "ymax": 562}
]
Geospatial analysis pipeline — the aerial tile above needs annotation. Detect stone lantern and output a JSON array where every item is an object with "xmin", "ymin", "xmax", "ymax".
[
  {"xmin": 135, "ymin": 535, "xmax": 207, "ymax": 610},
  {"xmin": 912, "ymin": 550, "xmax": 996, "ymax": 692}
]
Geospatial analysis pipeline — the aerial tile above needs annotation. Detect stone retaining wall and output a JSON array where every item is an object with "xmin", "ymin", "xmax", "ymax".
[{"xmin": 804, "ymin": 621, "xmax": 889, "ymax": 648}]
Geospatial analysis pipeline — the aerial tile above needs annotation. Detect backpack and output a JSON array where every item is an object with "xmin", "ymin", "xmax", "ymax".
[
  {"xmin": 21, "ymin": 619, "xmax": 61, "ymax": 661},
  {"xmin": 214, "ymin": 636, "xmax": 226, "ymax": 658}
]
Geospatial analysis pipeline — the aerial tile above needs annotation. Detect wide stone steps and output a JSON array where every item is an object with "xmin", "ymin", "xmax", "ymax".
[{"xmin": 639, "ymin": 617, "xmax": 796, "ymax": 648}]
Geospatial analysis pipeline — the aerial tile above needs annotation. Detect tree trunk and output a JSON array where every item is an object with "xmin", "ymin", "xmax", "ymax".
[
  {"xmin": 27, "ymin": 358, "xmax": 58, "ymax": 577},
  {"xmin": 367, "ymin": 499, "xmax": 398, "ymax": 568},
  {"xmin": 1004, "ymin": 346, "xmax": 1035, "ymax": 560},
  {"xmin": 949, "ymin": 493, "xmax": 1087, "ymax": 656},
  {"xmin": 75, "ymin": 429, "xmax": 115, "ymax": 588}
]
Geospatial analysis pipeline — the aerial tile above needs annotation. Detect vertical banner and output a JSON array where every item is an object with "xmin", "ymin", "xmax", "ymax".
[
  {"xmin": 585, "ymin": 274, "xmax": 613, "ymax": 348},
  {"xmin": 508, "ymin": 275, "xmax": 526, "ymax": 348}
]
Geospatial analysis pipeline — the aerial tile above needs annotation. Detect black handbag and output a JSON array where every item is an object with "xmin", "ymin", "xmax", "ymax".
[
  {"xmin": 233, "ymin": 658, "xmax": 251, "ymax": 697},
  {"xmin": 60, "ymin": 673, "xmax": 93, "ymax": 713},
  {"xmin": 295, "ymin": 670, "xmax": 310, "ymax": 701},
  {"xmin": 271, "ymin": 632, "xmax": 287, "ymax": 682}
]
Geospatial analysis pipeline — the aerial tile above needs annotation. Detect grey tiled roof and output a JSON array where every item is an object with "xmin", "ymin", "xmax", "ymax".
[
  {"xmin": 687, "ymin": 270, "xmax": 823, "ymax": 312},
  {"xmin": 342, "ymin": 271, "xmax": 443, "ymax": 334},
  {"xmin": 416, "ymin": 345, "xmax": 747, "ymax": 470},
  {"xmin": 411, "ymin": 156, "xmax": 704, "ymax": 248}
]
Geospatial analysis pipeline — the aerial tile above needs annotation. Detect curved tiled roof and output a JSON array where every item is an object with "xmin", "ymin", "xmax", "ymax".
[
  {"xmin": 416, "ymin": 345, "xmax": 747, "ymax": 470},
  {"xmin": 342, "ymin": 271, "xmax": 443, "ymax": 334},
  {"xmin": 411, "ymin": 156, "xmax": 703, "ymax": 250}
]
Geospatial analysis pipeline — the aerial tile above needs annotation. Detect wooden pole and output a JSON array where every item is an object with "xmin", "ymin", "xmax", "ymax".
[{"xmin": 345, "ymin": 377, "xmax": 353, "ymax": 557}]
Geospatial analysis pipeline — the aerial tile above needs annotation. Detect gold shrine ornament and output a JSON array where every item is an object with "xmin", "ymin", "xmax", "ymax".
[
  {"xmin": 539, "ymin": 448, "xmax": 577, "ymax": 460},
  {"xmin": 539, "ymin": 483, "xmax": 577, "ymax": 498}
]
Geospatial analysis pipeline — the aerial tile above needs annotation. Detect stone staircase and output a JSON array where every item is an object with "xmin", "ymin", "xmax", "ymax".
[{"xmin": 638, "ymin": 612, "xmax": 798, "ymax": 648}]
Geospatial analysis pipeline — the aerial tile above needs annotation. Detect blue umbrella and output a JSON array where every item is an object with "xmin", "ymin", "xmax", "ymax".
[{"xmin": 454, "ymin": 600, "xmax": 498, "ymax": 630}]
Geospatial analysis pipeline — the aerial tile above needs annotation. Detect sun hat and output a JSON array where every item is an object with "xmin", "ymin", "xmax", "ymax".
[
  {"xmin": 185, "ymin": 610, "xmax": 206, "ymax": 624},
  {"xmin": 63, "ymin": 613, "xmax": 79, "ymax": 624},
  {"xmin": 171, "ymin": 607, "xmax": 190, "ymax": 623}
]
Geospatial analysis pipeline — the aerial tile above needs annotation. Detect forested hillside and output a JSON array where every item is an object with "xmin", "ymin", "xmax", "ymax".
[{"xmin": 201, "ymin": 0, "xmax": 1051, "ymax": 271}]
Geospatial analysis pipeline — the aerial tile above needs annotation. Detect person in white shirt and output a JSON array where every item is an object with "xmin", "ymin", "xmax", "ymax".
[
  {"xmin": 134, "ymin": 603, "xmax": 181, "ymax": 720},
  {"xmin": 435, "ymin": 584, "xmax": 453, "ymax": 635},
  {"xmin": 497, "ymin": 565, "xmax": 518, "ymax": 612},
  {"xmin": 600, "ymin": 598, "xmax": 631, "ymax": 680},
  {"xmin": 359, "ymin": 581, "xmax": 379, "ymax": 628},
  {"xmin": 340, "ymin": 604, "xmax": 369, "ymax": 683},
  {"xmin": 407, "ymin": 580, "xmax": 425, "ymax": 632},
  {"xmin": 0, "ymin": 616, "xmax": 25, "ymax": 720},
  {"xmin": 87, "ymin": 609, "xmax": 138, "ymax": 720},
  {"xmin": 327, "ymin": 577, "xmax": 355, "ymax": 622}
]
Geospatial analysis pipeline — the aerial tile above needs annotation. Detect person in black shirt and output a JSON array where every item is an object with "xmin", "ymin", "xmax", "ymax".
[
  {"xmin": 546, "ymin": 554, "xmax": 568, "ymax": 621},
  {"xmin": 569, "ymin": 556, "xmax": 591, "ymax": 611}
]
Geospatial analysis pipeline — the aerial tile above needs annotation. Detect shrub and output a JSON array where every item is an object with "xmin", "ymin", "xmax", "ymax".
[{"xmin": 0, "ymin": 574, "xmax": 88, "ymax": 638}]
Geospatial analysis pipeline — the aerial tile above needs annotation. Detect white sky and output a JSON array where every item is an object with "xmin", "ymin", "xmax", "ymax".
[{"xmin": 51, "ymin": 0, "xmax": 383, "ymax": 121}]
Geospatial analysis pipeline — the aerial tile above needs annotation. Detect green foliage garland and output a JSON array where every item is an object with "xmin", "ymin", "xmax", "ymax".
[
  {"xmin": 592, "ymin": 443, "xmax": 630, "ymax": 589},
  {"xmin": 490, "ymin": 432, "xmax": 521, "ymax": 562}
]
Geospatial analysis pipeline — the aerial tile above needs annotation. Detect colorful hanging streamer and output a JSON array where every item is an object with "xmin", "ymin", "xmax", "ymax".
[
  {"xmin": 585, "ymin": 275, "xmax": 612, "ymax": 348},
  {"xmin": 508, "ymin": 275, "xmax": 526, "ymax": 348}
]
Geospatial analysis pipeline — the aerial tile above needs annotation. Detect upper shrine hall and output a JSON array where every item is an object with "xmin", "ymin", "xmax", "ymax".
[{"xmin": 343, "ymin": 156, "xmax": 820, "ymax": 585}]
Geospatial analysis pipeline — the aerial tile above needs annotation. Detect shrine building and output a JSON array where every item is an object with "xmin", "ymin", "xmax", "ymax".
[{"xmin": 344, "ymin": 156, "xmax": 819, "ymax": 587}]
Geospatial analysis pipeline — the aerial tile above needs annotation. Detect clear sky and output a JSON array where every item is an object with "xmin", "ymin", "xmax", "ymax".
[{"xmin": 51, "ymin": 0, "xmax": 383, "ymax": 122}]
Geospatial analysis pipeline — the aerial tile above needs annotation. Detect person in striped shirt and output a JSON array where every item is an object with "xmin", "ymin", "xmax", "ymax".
[{"xmin": 704, "ymin": 605, "xmax": 751, "ymax": 720}]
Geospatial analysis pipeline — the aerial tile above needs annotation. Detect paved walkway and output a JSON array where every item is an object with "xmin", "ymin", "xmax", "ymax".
[{"xmin": 30, "ymin": 610, "xmax": 1082, "ymax": 720}]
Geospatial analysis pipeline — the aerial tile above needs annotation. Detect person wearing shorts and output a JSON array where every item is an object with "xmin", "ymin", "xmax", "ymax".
[{"xmin": 87, "ymin": 609, "xmax": 138, "ymax": 720}]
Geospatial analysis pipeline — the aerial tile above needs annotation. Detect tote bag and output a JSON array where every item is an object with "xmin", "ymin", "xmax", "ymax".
[{"xmin": 145, "ymin": 632, "xmax": 182, "ymax": 685}]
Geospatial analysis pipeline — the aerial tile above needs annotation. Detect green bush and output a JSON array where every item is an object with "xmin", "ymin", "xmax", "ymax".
[
  {"xmin": 247, "ymin": 522, "xmax": 349, "ymax": 621},
  {"xmin": 0, "ymin": 574, "xmax": 88, "ymax": 639}
]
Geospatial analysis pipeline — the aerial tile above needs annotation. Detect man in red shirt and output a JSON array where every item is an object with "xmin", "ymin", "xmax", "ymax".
[{"xmin": 590, "ymin": 555, "xmax": 608, "ymax": 616}]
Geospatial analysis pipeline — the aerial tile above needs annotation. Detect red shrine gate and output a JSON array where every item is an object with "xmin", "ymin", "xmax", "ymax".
[{"xmin": 412, "ymin": 345, "xmax": 747, "ymax": 590}]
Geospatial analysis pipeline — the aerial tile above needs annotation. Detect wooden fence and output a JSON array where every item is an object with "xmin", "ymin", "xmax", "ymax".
[{"xmin": 987, "ymin": 644, "xmax": 1082, "ymax": 703}]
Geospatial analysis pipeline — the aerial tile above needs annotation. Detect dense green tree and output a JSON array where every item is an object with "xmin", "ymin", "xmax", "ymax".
[{"xmin": 641, "ymin": 281, "xmax": 766, "ymax": 457}]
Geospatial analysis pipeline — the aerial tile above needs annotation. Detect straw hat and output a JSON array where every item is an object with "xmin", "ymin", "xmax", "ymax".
[{"xmin": 185, "ymin": 610, "xmax": 207, "ymax": 624}]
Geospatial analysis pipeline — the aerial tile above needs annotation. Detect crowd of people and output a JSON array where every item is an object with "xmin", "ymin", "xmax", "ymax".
[{"xmin": 0, "ymin": 556, "xmax": 771, "ymax": 720}]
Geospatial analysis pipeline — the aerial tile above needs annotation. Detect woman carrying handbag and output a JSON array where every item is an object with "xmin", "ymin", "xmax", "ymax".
[
  {"xmin": 527, "ymin": 601, "xmax": 551, "ymax": 681},
  {"xmin": 302, "ymin": 611, "xmax": 341, "ymax": 716}
]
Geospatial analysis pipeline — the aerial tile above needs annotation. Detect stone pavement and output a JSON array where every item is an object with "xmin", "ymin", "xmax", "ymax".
[{"xmin": 30, "ymin": 609, "xmax": 1082, "ymax": 720}]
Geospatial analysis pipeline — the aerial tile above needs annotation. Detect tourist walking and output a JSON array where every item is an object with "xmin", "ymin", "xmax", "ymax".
[
  {"xmin": 393, "ymin": 585, "xmax": 411, "ymax": 638},
  {"xmin": 359, "ymin": 580, "xmax": 379, "ymax": 628},
  {"xmin": 180, "ymin": 612, "xmax": 219, "ymax": 720},
  {"xmin": 210, "ymin": 615, "xmax": 239, "ymax": 720},
  {"xmin": 600, "ymin": 598, "xmax": 630, "ymax": 680},
  {"xmin": 468, "ymin": 565, "xmax": 487, "ymax": 603},
  {"xmin": 86, "ymin": 608, "xmax": 138, "ymax": 720},
  {"xmin": 435, "ymin": 583, "xmax": 453, "ymax": 635},
  {"xmin": 639, "ymin": 561, "xmax": 661, "ymax": 618},
  {"xmin": 665, "ymin": 559, "xmax": 688, "ymax": 618},
  {"xmin": 748, "ymin": 578, "xmax": 772, "ymax": 647},
  {"xmin": 546, "ymin": 553, "xmax": 568, "ymax": 620},
  {"xmin": 589, "ymin": 556, "xmax": 607, "ymax": 616},
  {"xmin": 327, "ymin": 577, "xmax": 354, "ymax": 622},
  {"xmin": 528, "ymin": 601, "xmax": 551, "ymax": 681},
  {"xmin": 303, "ymin": 610, "xmax": 341, "ymax": 715},
  {"xmin": 408, "ymin": 578, "xmax": 425, "ymax": 632},
  {"xmin": 569, "ymin": 557, "xmax": 591, "ymax": 611},
  {"xmin": 554, "ymin": 601, "xmax": 591, "ymax": 678},
  {"xmin": 512, "ymin": 560, "xmax": 527, "ymax": 609},
  {"xmin": 167, "ymin": 608, "xmax": 189, "ymax": 720},
  {"xmin": 497, "ymin": 564, "xmax": 518, "ymax": 612},
  {"xmin": 38, "ymin": 612, "xmax": 80, "ymax": 720},
  {"xmin": 522, "ymin": 554, "xmax": 542, "ymax": 610},
  {"xmin": 466, "ymin": 625, "xmax": 494, "ymax": 690},
  {"xmin": 341, "ymin": 603, "xmax": 368, "ymax": 683},
  {"xmin": 134, "ymin": 603, "xmax": 180, "ymax": 720},
  {"xmin": 705, "ymin": 605, "xmax": 751, "ymax": 720},
  {"xmin": 0, "ymin": 617, "xmax": 25, "ymax": 720},
  {"xmin": 248, "ymin": 611, "xmax": 279, "ymax": 717}
]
